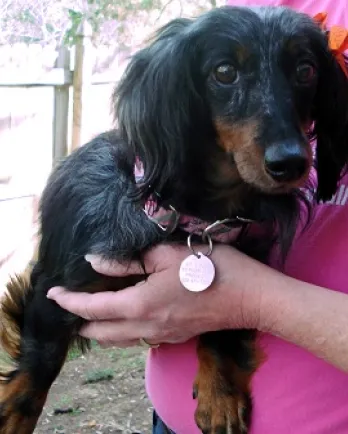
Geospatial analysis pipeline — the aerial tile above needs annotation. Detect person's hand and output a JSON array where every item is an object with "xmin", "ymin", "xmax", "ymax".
[{"xmin": 47, "ymin": 244, "xmax": 263, "ymax": 348}]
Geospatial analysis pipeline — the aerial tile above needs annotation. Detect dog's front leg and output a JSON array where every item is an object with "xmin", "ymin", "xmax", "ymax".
[{"xmin": 194, "ymin": 330, "xmax": 261, "ymax": 434}]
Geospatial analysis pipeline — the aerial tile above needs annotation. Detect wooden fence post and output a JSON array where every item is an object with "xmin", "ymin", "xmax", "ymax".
[
  {"xmin": 52, "ymin": 46, "xmax": 71, "ymax": 163},
  {"xmin": 71, "ymin": 20, "xmax": 94, "ymax": 150}
]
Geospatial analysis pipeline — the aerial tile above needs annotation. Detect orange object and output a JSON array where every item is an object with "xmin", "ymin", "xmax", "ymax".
[
  {"xmin": 329, "ymin": 26, "xmax": 348, "ymax": 78},
  {"xmin": 313, "ymin": 12, "xmax": 348, "ymax": 78},
  {"xmin": 313, "ymin": 12, "xmax": 328, "ymax": 29}
]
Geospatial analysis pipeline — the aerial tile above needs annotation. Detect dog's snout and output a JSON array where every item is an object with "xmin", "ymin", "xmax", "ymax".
[{"xmin": 264, "ymin": 141, "xmax": 309, "ymax": 183}]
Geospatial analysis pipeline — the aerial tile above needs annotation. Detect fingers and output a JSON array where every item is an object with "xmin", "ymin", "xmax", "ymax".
[
  {"xmin": 46, "ymin": 287, "xmax": 162, "ymax": 346},
  {"xmin": 82, "ymin": 320, "xmax": 187, "ymax": 346},
  {"xmin": 47, "ymin": 286, "xmax": 145, "ymax": 321},
  {"xmin": 85, "ymin": 244, "xmax": 183, "ymax": 277},
  {"xmin": 85, "ymin": 255, "xmax": 145, "ymax": 277},
  {"xmin": 79, "ymin": 319, "xmax": 153, "ymax": 343}
]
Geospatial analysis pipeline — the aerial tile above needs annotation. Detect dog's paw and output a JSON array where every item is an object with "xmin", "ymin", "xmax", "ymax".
[{"xmin": 193, "ymin": 374, "xmax": 252, "ymax": 434}]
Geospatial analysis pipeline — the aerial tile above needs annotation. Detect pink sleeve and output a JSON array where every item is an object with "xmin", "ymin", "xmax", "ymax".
[{"xmin": 226, "ymin": 0, "xmax": 347, "ymax": 27}]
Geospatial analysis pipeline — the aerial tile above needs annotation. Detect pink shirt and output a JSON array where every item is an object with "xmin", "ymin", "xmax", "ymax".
[
  {"xmin": 228, "ymin": 0, "xmax": 347, "ymax": 27},
  {"xmin": 146, "ymin": 2, "xmax": 348, "ymax": 433},
  {"xmin": 146, "ymin": 173, "xmax": 348, "ymax": 434}
]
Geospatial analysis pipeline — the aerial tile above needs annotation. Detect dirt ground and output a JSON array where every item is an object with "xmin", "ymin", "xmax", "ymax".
[{"xmin": 32, "ymin": 345, "xmax": 153, "ymax": 434}]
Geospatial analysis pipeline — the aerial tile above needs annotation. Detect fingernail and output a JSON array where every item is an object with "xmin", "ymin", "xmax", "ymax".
[
  {"xmin": 85, "ymin": 254, "xmax": 100, "ymax": 264},
  {"xmin": 47, "ymin": 286, "xmax": 65, "ymax": 299}
]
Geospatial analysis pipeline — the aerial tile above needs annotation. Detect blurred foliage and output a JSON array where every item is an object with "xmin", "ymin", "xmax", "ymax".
[{"xmin": 0, "ymin": 0, "xmax": 224, "ymax": 47}]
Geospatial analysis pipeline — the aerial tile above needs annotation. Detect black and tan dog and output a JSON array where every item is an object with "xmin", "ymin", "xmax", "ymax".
[{"xmin": 1, "ymin": 6, "xmax": 348, "ymax": 434}]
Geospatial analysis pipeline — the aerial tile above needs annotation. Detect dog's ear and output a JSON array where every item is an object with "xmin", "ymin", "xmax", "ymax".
[
  {"xmin": 114, "ymin": 18, "xmax": 206, "ymax": 199},
  {"xmin": 313, "ymin": 49, "xmax": 348, "ymax": 202}
]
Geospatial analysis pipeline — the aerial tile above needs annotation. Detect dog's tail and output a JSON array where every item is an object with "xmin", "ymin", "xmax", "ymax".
[{"xmin": 0, "ymin": 273, "xmax": 31, "ymax": 372}]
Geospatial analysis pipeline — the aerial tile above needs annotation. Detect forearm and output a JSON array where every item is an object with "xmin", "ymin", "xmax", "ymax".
[
  {"xmin": 221, "ymin": 249, "xmax": 348, "ymax": 372},
  {"xmin": 262, "ymin": 272, "xmax": 348, "ymax": 371}
]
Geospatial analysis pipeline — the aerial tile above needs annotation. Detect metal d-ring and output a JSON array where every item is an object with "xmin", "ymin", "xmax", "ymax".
[
  {"xmin": 187, "ymin": 232, "xmax": 213, "ymax": 258},
  {"xmin": 201, "ymin": 219, "xmax": 231, "ymax": 242},
  {"xmin": 201, "ymin": 216, "xmax": 255, "ymax": 242},
  {"xmin": 235, "ymin": 215, "xmax": 255, "ymax": 224}
]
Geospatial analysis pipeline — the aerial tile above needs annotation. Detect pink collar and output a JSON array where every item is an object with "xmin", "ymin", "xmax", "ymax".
[{"xmin": 135, "ymin": 159, "xmax": 254, "ymax": 243}]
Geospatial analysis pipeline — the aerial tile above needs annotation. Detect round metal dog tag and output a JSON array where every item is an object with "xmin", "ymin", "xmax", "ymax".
[{"xmin": 179, "ymin": 252, "xmax": 215, "ymax": 292}]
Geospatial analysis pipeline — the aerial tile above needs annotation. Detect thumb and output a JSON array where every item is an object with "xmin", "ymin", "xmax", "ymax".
[
  {"xmin": 85, "ymin": 244, "xmax": 182, "ymax": 277},
  {"xmin": 85, "ymin": 254, "xmax": 145, "ymax": 277}
]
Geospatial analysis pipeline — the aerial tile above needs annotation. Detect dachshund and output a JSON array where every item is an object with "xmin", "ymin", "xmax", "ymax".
[{"xmin": 0, "ymin": 6, "xmax": 348, "ymax": 434}]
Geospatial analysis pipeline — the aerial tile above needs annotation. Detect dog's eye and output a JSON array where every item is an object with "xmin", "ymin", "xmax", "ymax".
[
  {"xmin": 296, "ymin": 62, "xmax": 316, "ymax": 84},
  {"xmin": 214, "ymin": 64, "xmax": 238, "ymax": 84}
]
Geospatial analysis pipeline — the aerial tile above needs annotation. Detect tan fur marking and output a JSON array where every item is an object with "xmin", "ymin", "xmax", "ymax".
[
  {"xmin": 0, "ymin": 274, "xmax": 31, "ymax": 365},
  {"xmin": 0, "ymin": 373, "xmax": 48, "ymax": 434},
  {"xmin": 194, "ymin": 339, "xmax": 264, "ymax": 433},
  {"xmin": 215, "ymin": 120, "xmax": 312, "ymax": 192}
]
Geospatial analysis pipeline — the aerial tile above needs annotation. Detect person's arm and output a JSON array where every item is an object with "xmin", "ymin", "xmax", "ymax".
[
  {"xmin": 256, "ymin": 264, "xmax": 348, "ymax": 371},
  {"xmin": 47, "ymin": 244, "xmax": 348, "ymax": 371}
]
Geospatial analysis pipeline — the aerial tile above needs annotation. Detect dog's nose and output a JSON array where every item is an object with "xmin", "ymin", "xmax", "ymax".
[{"xmin": 264, "ymin": 141, "xmax": 309, "ymax": 183}]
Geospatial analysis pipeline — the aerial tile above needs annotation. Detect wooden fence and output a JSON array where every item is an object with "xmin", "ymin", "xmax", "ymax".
[
  {"xmin": 0, "ymin": 21, "xmax": 121, "ymax": 290},
  {"xmin": 0, "ymin": 21, "xmax": 122, "ymax": 161}
]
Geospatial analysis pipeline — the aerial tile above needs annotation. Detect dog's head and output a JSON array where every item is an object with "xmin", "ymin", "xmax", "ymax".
[{"xmin": 115, "ymin": 6, "xmax": 348, "ymax": 217}]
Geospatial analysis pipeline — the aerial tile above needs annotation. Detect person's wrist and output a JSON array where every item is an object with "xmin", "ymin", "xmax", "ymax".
[
  {"xmin": 255, "ymin": 267, "xmax": 291, "ymax": 334},
  {"xmin": 216, "ymin": 246, "xmax": 294, "ymax": 333},
  {"xmin": 211, "ymin": 246, "xmax": 265, "ymax": 331}
]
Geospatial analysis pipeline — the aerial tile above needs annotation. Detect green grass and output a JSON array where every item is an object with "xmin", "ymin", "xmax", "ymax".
[
  {"xmin": 66, "ymin": 346, "xmax": 83, "ymax": 361},
  {"xmin": 53, "ymin": 394, "xmax": 73, "ymax": 408},
  {"xmin": 83, "ymin": 368, "xmax": 114, "ymax": 384},
  {"xmin": 66, "ymin": 340, "xmax": 99, "ymax": 361},
  {"xmin": 51, "ymin": 395, "xmax": 82, "ymax": 417}
]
